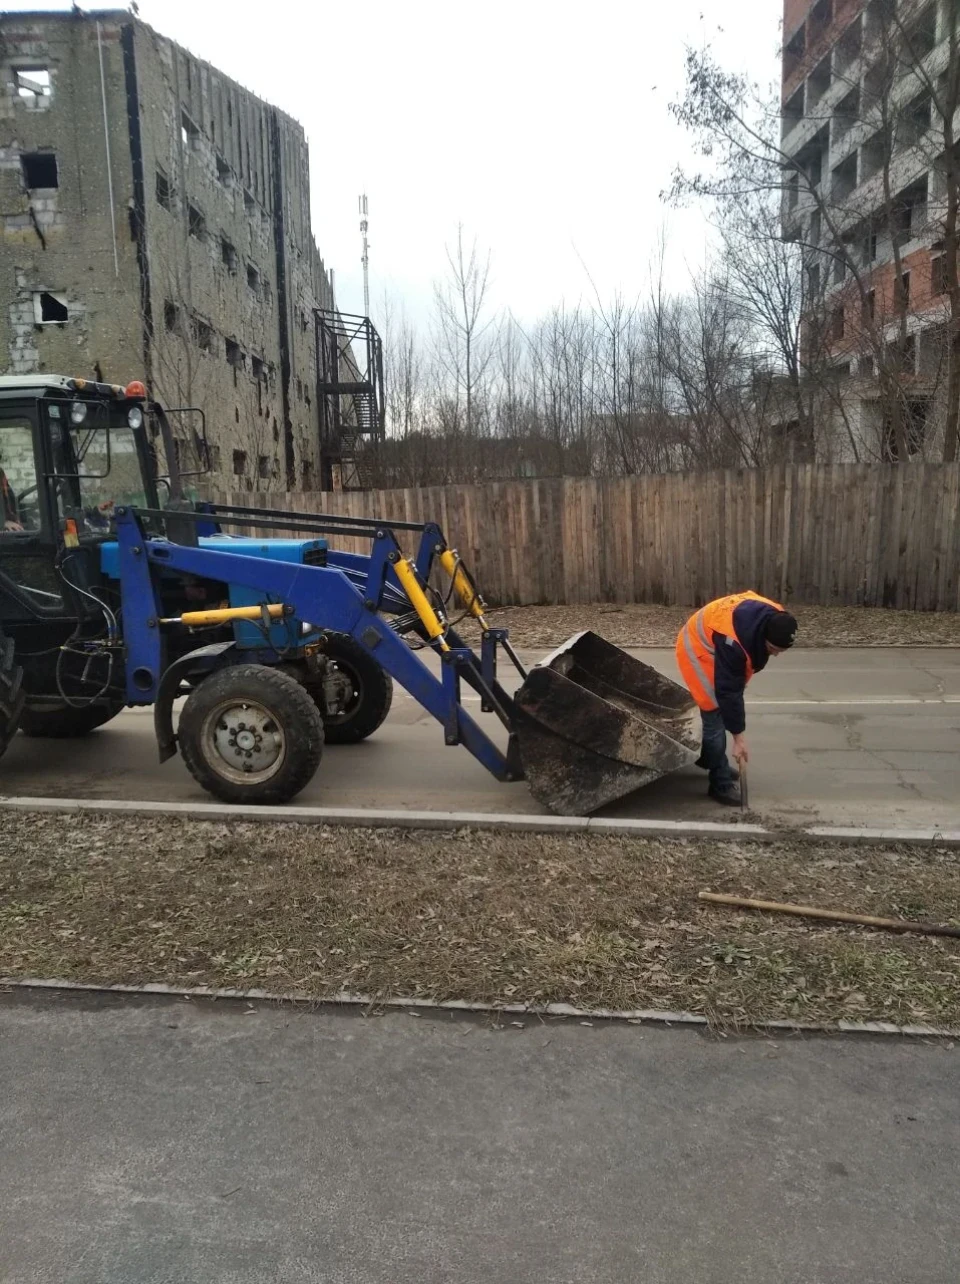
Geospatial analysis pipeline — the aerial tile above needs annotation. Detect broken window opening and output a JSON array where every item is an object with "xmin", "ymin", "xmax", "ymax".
[
  {"xmin": 188, "ymin": 203, "xmax": 206, "ymax": 238},
  {"xmin": 181, "ymin": 111, "xmax": 200, "ymax": 149},
  {"xmin": 896, "ymin": 270, "xmax": 911, "ymax": 309},
  {"xmin": 243, "ymin": 188, "xmax": 257, "ymax": 214},
  {"xmin": 883, "ymin": 397, "xmax": 928, "ymax": 461},
  {"xmin": 232, "ymin": 449, "xmax": 247, "ymax": 476},
  {"xmin": 20, "ymin": 151, "xmax": 57, "ymax": 190},
  {"xmin": 15, "ymin": 67, "xmax": 51, "ymax": 103},
  {"xmin": 193, "ymin": 317, "xmax": 214, "ymax": 352},
  {"xmin": 251, "ymin": 355, "xmax": 265, "ymax": 381},
  {"xmin": 216, "ymin": 153, "xmax": 232, "ymax": 187},
  {"xmin": 258, "ymin": 454, "xmax": 274, "ymax": 480},
  {"xmin": 246, "ymin": 263, "xmax": 260, "ymax": 293},
  {"xmin": 892, "ymin": 176, "xmax": 928, "ymax": 247},
  {"xmin": 902, "ymin": 4, "xmax": 937, "ymax": 65},
  {"xmin": 931, "ymin": 251, "xmax": 952, "ymax": 295},
  {"xmin": 783, "ymin": 23, "xmax": 805, "ymax": 82},
  {"xmin": 221, "ymin": 237, "xmax": 238, "ymax": 273},
  {"xmin": 33, "ymin": 291, "xmax": 68, "ymax": 324},
  {"xmin": 163, "ymin": 301, "xmax": 180, "ymax": 333},
  {"xmin": 831, "ymin": 304, "xmax": 845, "ymax": 340},
  {"xmin": 225, "ymin": 338, "xmax": 244, "ymax": 370},
  {"xmin": 155, "ymin": 169, "xmax": 172, "ymax": 210}
]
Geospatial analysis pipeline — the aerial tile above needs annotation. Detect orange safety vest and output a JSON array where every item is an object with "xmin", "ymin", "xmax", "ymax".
[{"xmin": 675, "ymin": 591, "xmax": 785, "ymax": 712}]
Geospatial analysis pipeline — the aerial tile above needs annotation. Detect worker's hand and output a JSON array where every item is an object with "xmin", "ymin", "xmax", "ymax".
[
  {"xmin": 731, "ymin": 734, "xmax": 749, "ymax": 765},
  {"xmin": 3, "ymin": 519, "xmax": 23, "ymax": 532}
]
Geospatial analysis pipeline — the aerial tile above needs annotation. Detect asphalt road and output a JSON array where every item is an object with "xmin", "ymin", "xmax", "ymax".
[
  {"xmin": 1, "ymin": 993, "xmax": 957, "ymax": 1284},
  {"xmin": 1, "ymin": 647, "xmax": 959, "ymax": 829}
]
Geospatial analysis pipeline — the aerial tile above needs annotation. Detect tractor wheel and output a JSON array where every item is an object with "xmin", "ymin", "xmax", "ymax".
[
  {"xmin": 19, "ymin": 700, "xmax": 124, "ymax": 738},
  {"xmin": 0, "ymin": 624, "xmax": 25, "ymax": 761},
  {"xmin": 178, "ymin": 663, "xmax": 324, "ymax": 805},
  {"xmin": 310, "ymin": 634, "xmax": 393, "ymax": 745}
]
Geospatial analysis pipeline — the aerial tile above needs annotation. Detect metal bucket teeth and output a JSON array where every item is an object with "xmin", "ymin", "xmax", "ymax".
[{"xmin": 512, "ymin": 631, "xmax": 699, "ymax": 815}]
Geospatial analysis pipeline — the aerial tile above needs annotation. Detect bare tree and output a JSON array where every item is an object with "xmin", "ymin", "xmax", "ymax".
[{"xmin": 433, "ymin": 226, "xmax": 496, "ymax": 438}]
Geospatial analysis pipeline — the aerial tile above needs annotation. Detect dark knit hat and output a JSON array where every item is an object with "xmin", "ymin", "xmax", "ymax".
[{"xmin": 765, "ymin": 611, "xmax": 798, "ymax": 649}]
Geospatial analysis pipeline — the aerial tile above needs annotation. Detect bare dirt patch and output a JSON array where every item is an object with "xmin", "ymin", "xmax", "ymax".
[
  {"xmin": 2, "ymin": 811, "xmax": 959, "ymax": 1029},
  {"xmin": 461, "ymin": 604, "xmax": 960, "ymax": 650}
]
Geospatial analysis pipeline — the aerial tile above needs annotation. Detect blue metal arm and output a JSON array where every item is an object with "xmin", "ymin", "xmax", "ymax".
[{"xmin": 115, "ymin": 510, "xmax": 518, "ymax": 783}]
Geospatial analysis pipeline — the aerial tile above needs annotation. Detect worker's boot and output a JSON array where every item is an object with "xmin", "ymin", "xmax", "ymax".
[{"xmin": 708, "ymin": 783, "xmax": 742, "ymax": 807}]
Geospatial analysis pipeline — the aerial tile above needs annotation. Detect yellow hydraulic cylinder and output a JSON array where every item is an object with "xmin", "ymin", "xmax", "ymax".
[
  {"xmin": 160, "ymin": 603, "xmax": 287, "ymax": 627},
  {"xmin": 393, "ymin": 557, "xmax": 449, "ymax": 651},
  {"xmin": 439, "ymin": 548, "xmax": 490, "ymax": 630}
]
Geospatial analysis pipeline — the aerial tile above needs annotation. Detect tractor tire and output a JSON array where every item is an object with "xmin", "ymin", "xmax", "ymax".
[
  {"xmin": 19, "ymin": 700, "xmax": 124, "ymax": 739},
  {"xmin": 0, "ymin": 624, "xmax": 25, "ymax": 761},
  {"xmin": 178, "ymin": 663, "xmax": 324, "ymax": 805},
  {"xmin": 311, "ymin": 634, "xmax": 393, "ymax": 745}
]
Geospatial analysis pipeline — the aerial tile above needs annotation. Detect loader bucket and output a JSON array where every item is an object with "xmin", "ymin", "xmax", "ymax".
[{"xmin": 512, "ymin": 631, "xmax": 700, "ymax": 816}]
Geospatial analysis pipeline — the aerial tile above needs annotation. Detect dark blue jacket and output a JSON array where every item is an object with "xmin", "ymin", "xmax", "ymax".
[{"xmin": 712, "ymin": 599, "xmax": 781, "ymax": 735}]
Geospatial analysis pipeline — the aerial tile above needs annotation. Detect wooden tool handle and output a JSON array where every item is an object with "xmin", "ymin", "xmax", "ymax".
[{"xmin": 698, "ymin": 891, "xmax": 960, "ymax": 939}]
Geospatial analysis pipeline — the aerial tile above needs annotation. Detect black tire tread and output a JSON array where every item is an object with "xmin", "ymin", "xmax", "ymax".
[
  {"xmin": 0, "ymin": 624, "xmax": 25, "ymax": 761},
  {"xmin": 178, "ymin": 663, "xmax": 323, "ymax": 805},
  {"xmin": 314, "ymin": 633, "xmax": 393, "ymax": 745},
  {"xmin": 19, "ymin": 700, "xmax": 124, "ymax": 739}
]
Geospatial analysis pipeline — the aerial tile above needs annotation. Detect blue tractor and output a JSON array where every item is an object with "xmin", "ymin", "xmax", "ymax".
[{"xmin": 0, "ymin": 376, "xmax": 698, "ymax": 813}]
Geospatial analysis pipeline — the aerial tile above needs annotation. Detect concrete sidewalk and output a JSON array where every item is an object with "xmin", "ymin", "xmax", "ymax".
[{"xmin": 2, "ymin": 993, "xmax": 957, "ymax": 1283}]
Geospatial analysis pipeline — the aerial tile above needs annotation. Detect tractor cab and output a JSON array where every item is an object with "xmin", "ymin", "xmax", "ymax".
[
  {"xmin": 0, "ymin": 376, "xmax": 213, "ymax": 740},
  {"xmin": 0, "ymin": 375, "xmax": 161, "ymax": 545}
]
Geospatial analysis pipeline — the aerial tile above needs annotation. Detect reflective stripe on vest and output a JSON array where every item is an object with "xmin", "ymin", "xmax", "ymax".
[
  {"xmin": 692, "ymin": 608, "xmax": 714, "ymax": 654},
  {"xmin": 680, "ymin": 622, "xmax": 717, "ymax": 707}
]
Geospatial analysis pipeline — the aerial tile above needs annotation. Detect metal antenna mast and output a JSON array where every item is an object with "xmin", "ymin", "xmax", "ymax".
[{"xmin": 359, "ymin": 193, "xmax": 370, "ymax": 317}]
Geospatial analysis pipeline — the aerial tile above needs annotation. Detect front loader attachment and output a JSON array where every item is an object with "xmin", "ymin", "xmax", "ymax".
[{"xmin": 512, "ymin": 631, "xmax": 700, "ymax": 815}]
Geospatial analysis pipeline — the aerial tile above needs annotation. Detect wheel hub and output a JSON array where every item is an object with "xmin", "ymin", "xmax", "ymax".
[{"xmin": 208, "ymin": 702, "xmax": 283, "ymax": 776}]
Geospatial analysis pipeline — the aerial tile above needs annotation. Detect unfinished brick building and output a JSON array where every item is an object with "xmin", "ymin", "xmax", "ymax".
[
  {"xmin": 781, "ymin": 0, "xmax": 960, "ymax": 460},
  {"xmin": 0, "ymin": 8, "xmax": 337, "ymax": 490}
]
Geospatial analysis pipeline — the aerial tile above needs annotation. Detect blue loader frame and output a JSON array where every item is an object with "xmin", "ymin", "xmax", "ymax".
[{"xmin": 114, "ymin": 506, "xmax": 524, "ymax": 785}]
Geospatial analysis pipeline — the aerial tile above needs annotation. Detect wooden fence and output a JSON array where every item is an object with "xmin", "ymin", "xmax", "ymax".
[{"xmin": 209, "ymin": 461, "xmax": 960, "ymax": 611}]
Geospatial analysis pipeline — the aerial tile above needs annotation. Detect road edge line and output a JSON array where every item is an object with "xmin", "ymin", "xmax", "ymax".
[
  {"xmin": 2, "ymin": 976, "xmax": 956, "ymax": 1040},
  {"xmin": 1, "ymin": 794, "xmax": 959, "ymax": 846}
]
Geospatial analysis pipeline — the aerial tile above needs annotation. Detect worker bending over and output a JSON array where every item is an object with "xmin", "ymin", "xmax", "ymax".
[{"xmin": 676, "ymin": 591, "xmax": 797, "ymax": 807}]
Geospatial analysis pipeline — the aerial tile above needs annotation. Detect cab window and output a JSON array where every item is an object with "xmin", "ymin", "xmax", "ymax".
[
  {"xmin": 45, "ymin": 402, "xmax": 152, "ymax": 530},
  {"xmin": 0, "ymin": 419, "xmax": 40, "ymax": 532}
]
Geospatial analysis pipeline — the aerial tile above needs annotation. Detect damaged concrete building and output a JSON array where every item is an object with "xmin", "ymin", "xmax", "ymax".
[{"xmin": 0, "ymin": 8, "xmax": 338, "ymax": 490}]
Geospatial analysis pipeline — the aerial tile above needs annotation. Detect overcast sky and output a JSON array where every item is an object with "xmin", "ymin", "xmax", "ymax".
[{"xmin": 9, "ymin": 0, "xmax": 782, "ymax": 326}]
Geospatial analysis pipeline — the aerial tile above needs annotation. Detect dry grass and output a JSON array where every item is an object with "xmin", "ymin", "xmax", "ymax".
[
  {"xmin": 459, "ymin": 603, "xmax": 960, "ymax": 650},
  {"xmin": 2, "ymin": 811, "xmax": 959, "ymax": 1028}
]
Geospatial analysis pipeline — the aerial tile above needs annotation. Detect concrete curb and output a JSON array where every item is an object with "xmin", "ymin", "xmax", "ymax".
[
  {"xmin": 1, "ymin": 794, "xmax": 959, "ymax": 846},
  {"xmin": 2, "ymin": 976, "xmax": 956, "ymax": 1040}
]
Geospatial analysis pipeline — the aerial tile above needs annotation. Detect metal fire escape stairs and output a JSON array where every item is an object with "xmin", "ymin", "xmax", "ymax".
[{"xmin": 315, "ymin": 310, "xmax": 385, "ymax": 490}]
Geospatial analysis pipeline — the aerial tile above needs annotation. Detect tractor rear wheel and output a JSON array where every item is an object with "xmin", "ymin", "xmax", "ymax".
[
  {"xmin": 178, "ymin": 663, "xmax": 324, "ymax": 805},
  {"xmin": 19, "ymin": 700, "xmax": 124, "ymax": 738},
  {"xmin": 0, "ymin": 624, "xmax": 25, "ymax": 761},
  {"xmin": 310, "ymin": 634, "xmax": 393, "ymax": 745}
]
